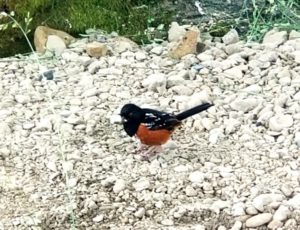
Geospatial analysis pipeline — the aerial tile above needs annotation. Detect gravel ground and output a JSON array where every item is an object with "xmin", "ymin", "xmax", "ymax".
[{"xmin": 0, "ymin": 30, "xmax": 300, "ymax": 230}]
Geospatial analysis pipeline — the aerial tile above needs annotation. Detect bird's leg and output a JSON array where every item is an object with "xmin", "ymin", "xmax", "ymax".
[
  {"xmin": 135, "ymin": 143, "xmax": 148, "ymax": 153},
  {"xmin": 140, "ymin": 145, "xmax": 163, "ymax": 160}
]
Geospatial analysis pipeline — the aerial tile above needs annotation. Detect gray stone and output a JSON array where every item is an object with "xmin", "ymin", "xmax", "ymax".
[
  {"xmin": 46, "ymin": 35, "xmax": 66, "ymax": 56},
  {"xmin": 263, "ymin": 29, "xmax": 288, "ymax": 47},
  {"xmin": 222, "ymin": 29, "xmax": 239, "ymax": 45}
]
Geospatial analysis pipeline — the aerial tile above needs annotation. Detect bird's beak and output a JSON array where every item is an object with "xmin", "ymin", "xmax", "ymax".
[{"xmin": 121, "ymin": 117, "xmax": 127, "ymax": 124}]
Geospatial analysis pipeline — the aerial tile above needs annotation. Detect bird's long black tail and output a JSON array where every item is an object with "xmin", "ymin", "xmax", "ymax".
[{"xmin": 175, "ymin": 103, "xmax": 213, "ymax": 121}]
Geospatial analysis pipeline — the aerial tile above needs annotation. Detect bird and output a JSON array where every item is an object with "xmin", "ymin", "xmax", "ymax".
[{"xmin": 120, "ymin": 102, "xmax": 213, "ymax": 159}]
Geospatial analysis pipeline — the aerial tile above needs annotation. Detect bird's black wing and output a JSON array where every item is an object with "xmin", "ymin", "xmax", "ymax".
[{"xmin": 142, "ymin": 108, "xmax": 181, "ymax": 131}]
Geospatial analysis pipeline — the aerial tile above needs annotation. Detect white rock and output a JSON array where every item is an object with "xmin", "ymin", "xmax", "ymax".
[
  {"xmin": 161, "ymin": 219, "xmax": 174, "ymax": 226},
  {"xmin": 0, "ymin": 122, "xmax": 11, "ymax": 138},
  {"xmin": 188, "ymin": 90, "xmax": 212, "ymax": 107},
  {"xmin": 115, "ymin": 58, "xmax": 131, "ymax": 67},
  {"xmin": 279, "ymin": 76, "xmax": 291, "ymax": 86},
  {"xmin": 93, "ymin": 214, "xmax": 104, "ymax": 222},
  {"xmin": 192, "ymin": 224, "xmax": 206, "ymax": 230},
  {"xmin": 101, "ymin": 176, "xmax": 117, "ymax": 187},
  {"xmin": 231, "ymin": 221, "xmax": 242, "ymax": 230},
  {"xmin": 142, "ymin": 73, "xmax": 166, "ymax": 93},
  {"xmin": 230, "ymin": 97, "xmax": 260, "ymax": 112},
  {"xmin": 287, "ymin": 193, "xmax": 300, "ymax": 209},
  {"xmin": 23, "ymin": 123, "xmax": 35, "ymax": 130},
  {"xmin": 15, "ymin": 95, "xmax": 30, "ymax": 104},
  {"xmin": 168, "ymin": 22, "xmax": 186, "ymax": 42},
  {"xmin": 151, "ymin": 46, "xmax": 164, "ymax": 55},
  {"xmin": 263, "ymin": 29, "xmax": 287, "ymax": 47},
  {"xmin": 222, "ymin": 29, "xmax": 239, "ymax": 45},
  {"xmin": 62, "ymin": 51, "xmax": 79, "ymax": 61},
  {"xmin": 232, "ymin": 202, "xmax": 245, "ymax": 216},
  {"xmin": 135, "ymin": 52, "xmax": 147, "ymax": 61},
  {"xmin": 245, "ymin": 213, "xmax": 272, "ymax": 228},
  {"xmin": 82, "ymin": 88, "xmax": 99, "ymax": 97},
  {"xmin": 67, "ymin": 178, "xmax": 78, "ymax": 187},
  {"xmin": 197, "ymin": 53, "xmax": 214, "ymax": 61},
  {"xmin": 62, "ymin": 161, "xmax": 73, "ymax": 173},
  {"xmin": 269, "ymin": 114, "xmax": 293, "ymax": 132},
  {"xmin": 223, "ymin": 67, "xmax": 243, "ymax": 79},
  {"xmin": 64, "ymin": 114, "xmax": 82, "ymax": 125},
  {"xmin": 281, "ymin": 184, "xmax": 293, "ymax": 197},
  {"xmin": 211, "ymin": 200, "xmax": 230, "ymax": 213},
  {"xmin": 133, "ymin": 178, "xmax": 150, "ymax": 192},
  {"xmin": 47, "ymin": 161, "xmax": 57, "ymax": 171},
  {"xmin": 245, "ymin": 206, "xmax": 258, "ymax": 215},
  {"xmin": 171, "ymin": 85, "xmax": 194, "ymax": 96},
  {"xmin": 46, "ymin": 35, "xmax": 66, "ymax": 56},
  {"xmin": 294, "ymin": 132, "xmax": 300, "ymax": 147},
  {"xmin": 242, "ymin": 84, "xmax": 262, "ymax": 94},
  {"xmin": 110, "ymin": 114, "xmax": 122, "ymax": 124},
  {"xmin": 267, "ymin": 220, "xmax": 283, "ymax": 229},
  {"xmin": 134, "ymin": 207, "xmax": 146, "ymax": 218},
  {"xmin": 35, "ymin": 118, "xmax": 52, "ymax": 131},
  {"xmin": 77, "ymin": 56, "xmax": 92, "ymax": 66},
  {"xmin": 224, "ymin": 118, "xmax": 240, "ymax": 134},
  {"xmin": 167, "ymin": 74, "xmax": 185, "ymax": 88},
  {"xmin": 189, "ymin": 171, "xmax": 205, "ymax": 183},
  {"xmin": 113, "ymin": 179, "xmax": 126, "ymax": 194},
  {"xmin": 201, "ymin": 117, "xmax": 214, "ymax": 131},
  {"xmin": 294, "ymin": 91, "xmax": 300, "ymax": 100},
  {"xmin": 209, "ymin": 128, "xmax": 224, "ymax": 144},
  {"xmin": 273, "ymin": 205, "xmax": 291, "ymax": 221},
  {"xmin": 185, "ymin": 185, "xmax": 197, "ymax": 197},
  {"xmin": 257, "ymin": 110, "xmax": 274, "ymax": 126},
  {"xmin": 174, "ymin": 165, "xmax": 190, "ymax": 172},
  {"xmin": 88, "ymin": 61, "xmax": 102, "ymax": 74},
  {"xmin": 293, "ymin": 50, "xmax": 300, "ymax": 63},
  {"xmin": 253, "ymin": 193, "xmax": 284, "ymax": 212}
]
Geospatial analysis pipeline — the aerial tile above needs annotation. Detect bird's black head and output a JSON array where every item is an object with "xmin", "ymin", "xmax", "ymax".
[{"xmin": 120, "ymin": 103, "xmax": 145, "ymax": 136}]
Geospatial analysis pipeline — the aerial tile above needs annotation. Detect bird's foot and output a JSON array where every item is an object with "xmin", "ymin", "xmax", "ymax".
[
  {"xmin": 140, "ymin": 145, "xmax": 163, "ymax": 161},
  {"xmin": 136, "ymin": 143, "xmax": 148, "ymax": 153}
]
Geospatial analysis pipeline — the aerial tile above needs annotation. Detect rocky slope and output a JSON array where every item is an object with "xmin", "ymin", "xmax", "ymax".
[{"xmin": 0, "ymin": 28, "xmax": 300, "ymax": 229}]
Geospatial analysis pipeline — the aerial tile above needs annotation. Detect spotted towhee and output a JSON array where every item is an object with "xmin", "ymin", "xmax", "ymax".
[{"xmin": 120, "ymin": 103, "xmax": 213, "ymax": 159}]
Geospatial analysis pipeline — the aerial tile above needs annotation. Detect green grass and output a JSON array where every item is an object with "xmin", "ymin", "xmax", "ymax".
[{"xmin": 243, "ymin": 0, "xmax": 300, "ymax": 41}]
